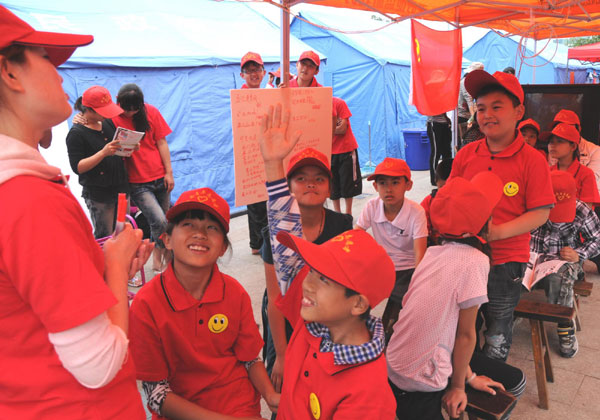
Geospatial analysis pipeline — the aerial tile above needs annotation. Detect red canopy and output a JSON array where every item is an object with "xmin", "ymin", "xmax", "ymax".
[{"xmin": 568, "ymin": 42, "xmax": 600, "ymax": 62}]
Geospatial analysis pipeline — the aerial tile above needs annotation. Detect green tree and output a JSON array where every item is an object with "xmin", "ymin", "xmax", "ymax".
[{"xmin": 567, "ymin": 36, "xmax": 600, "ymax": 47}]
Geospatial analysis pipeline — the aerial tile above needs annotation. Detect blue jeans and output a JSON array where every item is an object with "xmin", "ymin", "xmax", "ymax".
[
  {"xmin": 130, "ymin": 178, "xmax": 170, "ymax": 248},
  {"xmin": 84, "ymin": 197, "xmax": 117, "ymax": 239},
  {"xmin": 482, "ymin": 262, "xmax": 526, "ymax": 361}
]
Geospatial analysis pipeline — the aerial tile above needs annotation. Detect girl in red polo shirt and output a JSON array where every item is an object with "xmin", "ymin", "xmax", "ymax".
[
  {"xmin": 129, "ymin": 188, "xmax": 279, "ymax": 420},
  {"xmin": 546, "ymin": 123, "xmax": 600, "ymax": 208},
  {"xmin": 0, "ymin": 7, "xmax": 151, "ymax": 419}
]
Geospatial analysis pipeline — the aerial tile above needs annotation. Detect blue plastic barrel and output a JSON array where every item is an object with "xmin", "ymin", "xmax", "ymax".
[{"xmin": 402, "ymin": 129, "xmax": 430, "ymax": 171}]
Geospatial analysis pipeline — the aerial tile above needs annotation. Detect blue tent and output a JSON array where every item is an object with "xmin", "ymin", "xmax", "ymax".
[
  {"xmin": 290, "ymin": 6, "xmax": 487, "ymax": 166},
  {"xmin": 464, "ymin": 31, "xmax": 600, "ymax": 84},
  {"xmin": 4, "ymin": 0, "xmax": 323, "ymax": 211}
]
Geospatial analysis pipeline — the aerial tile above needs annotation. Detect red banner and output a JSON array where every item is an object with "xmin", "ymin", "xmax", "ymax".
[{"xmin": 410, "ymin": 20, "xmax": 462, "ymax": 116}]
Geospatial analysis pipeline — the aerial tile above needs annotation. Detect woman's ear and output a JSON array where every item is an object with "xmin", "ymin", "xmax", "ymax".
[{"xmin": 0, "ymin": 55, "xmax": 25, "ymax": 93}]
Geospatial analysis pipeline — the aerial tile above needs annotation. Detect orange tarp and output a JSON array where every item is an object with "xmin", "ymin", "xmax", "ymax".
[{"xmin": 302, "ymin": 0, "xmax": 600, "ymax": 39}]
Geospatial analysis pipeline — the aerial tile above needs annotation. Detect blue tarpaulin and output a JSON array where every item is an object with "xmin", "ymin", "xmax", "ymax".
[{"xmin": 4, "ymin": 0, "xmax": 324, "ymax": 211}]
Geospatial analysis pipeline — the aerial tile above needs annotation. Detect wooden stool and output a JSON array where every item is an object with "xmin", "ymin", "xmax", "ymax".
[
  {"xmin": 514, "ymin": 291, "xmax": 575, "ymax": 410},
  {"xmin": 573, "ymin": 280, "xmax": 592, "ymax": 331}
]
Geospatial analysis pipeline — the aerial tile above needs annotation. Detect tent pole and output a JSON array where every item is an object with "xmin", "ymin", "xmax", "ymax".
[
  {"xmin": 452, "ymin": 8, "xmax": 459, "ymax": 156},
  {"xmin": 280, "ymin": 0, "xmax": 290, "ymax": 87},
  {"xmin": 533, "ymin": 38, "xmax": 537, "ymax": 83}
]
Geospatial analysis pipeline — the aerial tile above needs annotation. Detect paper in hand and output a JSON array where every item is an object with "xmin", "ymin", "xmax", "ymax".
[{"xmin": 113, "ymin": 127, "xmax": 144, "ymax": 157}]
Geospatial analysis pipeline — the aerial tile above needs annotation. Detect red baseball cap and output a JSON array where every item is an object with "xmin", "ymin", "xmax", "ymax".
[
  {"xmin": 465, "ymin": 70, "xmax": 524, "ymax": 104},
  {"xmin": 0, "ymin": 5, "xmax": 93, "ymax": 67},
  {"xmin": 166, "ymin": 188, "xmax": 230, "ymax": 233},
  {"xmin": 431, "ymin": 171, "xmax": 503, "ymax": 238},
  {"xmin": 367, "ymin": 157, "xmax": 411, "ymax": 181},
  {"xmin": 286, "ymin": 147, "xmax": 331, "ymax": 178},
  {"xmin": 82, "ymin": 86, "xmax": 123, "ymax": 119},
  {"xmin": 553, "ymin": 109, "xmax": 580, "ymax": 127},
  {"xmin": 240, "ymin": 51, "xmax": 263, "ymax": 69},
  {"xmin": 546, "ymin": 123, "xmax": 581, "ymax": 145},
  {"xmin": 276, "ymin": 229, "xmax": 395, "ymax": 308},
  {"xmin": 269, "ymin": 68, "xmax": 281, "ymax": 78},
  {"xmin": 518, "ymin": 118, "xmax": 540, "ymax": 134},
  {"xmin": 299, "ymin": 50, "xmax": 320, "ymax": 67},
  {"xmin": 549, "ymin": 171, "xmax": 576, "ymax": 223}
]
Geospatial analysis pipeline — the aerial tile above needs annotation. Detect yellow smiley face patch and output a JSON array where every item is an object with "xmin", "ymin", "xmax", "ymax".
[
  {"xmin": 309, "ymin": 392, "xmax": 321, "ymax": 419},
  {"xmin": 503, "ymin": 182, "xmax": 519, "ymax": 197},
  {"xmin": 208, "ymin": 314, "xmax": 229, "ymax": 333}
]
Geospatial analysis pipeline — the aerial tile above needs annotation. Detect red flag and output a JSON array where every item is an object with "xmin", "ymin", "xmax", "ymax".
[{"xmin": 410, "ymin": 20, "xmax": 462, "ymax": 116}]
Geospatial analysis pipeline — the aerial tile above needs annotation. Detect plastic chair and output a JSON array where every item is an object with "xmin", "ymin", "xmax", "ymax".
[{"xmin": 95, "ymin": 214, "xmax": 146, "ymax": 301}]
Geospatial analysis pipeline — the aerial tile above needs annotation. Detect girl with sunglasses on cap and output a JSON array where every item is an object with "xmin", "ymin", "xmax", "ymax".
[
  {"xmin": 386, "ymin": 173, "xmax": 525, "ymax": 420},
  {"xmin": 66, "ymin": 85, "xmax": 129, "ymax": 239},
  {"xmin": 75, "ymin": 82, "xmax": 174, "ymax": 273},
  {"xmin": 129, "ymin": 188, "xmax": 279, "ymax": 420},
  {"xmin": 0, "ymin": 6, "xmax": 152, "ymax": 419}
]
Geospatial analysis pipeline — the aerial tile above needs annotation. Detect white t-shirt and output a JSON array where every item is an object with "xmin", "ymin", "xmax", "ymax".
[
  {"xmin": 356, "ymin": 197, "xmax": 428, "ymax": 270},
  {"xmin": 386, "ymin": 242, "xmax": 489, "ymax": 392}
]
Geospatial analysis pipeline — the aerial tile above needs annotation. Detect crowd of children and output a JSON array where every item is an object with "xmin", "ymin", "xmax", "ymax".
[{"xmin": 5, "ymin": 6, "xmax": 600, "ymax": 419}]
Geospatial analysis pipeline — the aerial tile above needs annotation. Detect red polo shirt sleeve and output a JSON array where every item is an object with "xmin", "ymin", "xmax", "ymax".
[
  {"xmin": 129, "ymin": 289, "xmax": 169, "ymax": 381},
  {"xmin": 233, "ymin": 285, "xmax": 264, "ymax": 362},
  {"xmin": 2, "ymin": 178, "xmax": 115, "ymax": 333}
]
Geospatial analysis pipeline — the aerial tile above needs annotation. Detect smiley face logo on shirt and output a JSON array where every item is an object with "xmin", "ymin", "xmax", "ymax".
[
  {"xmin": 503, "ymin": 181, "xmax": 519, "ymax": 197},
  {"xmin": 208, "ymin": 314, "xmax": 229, "ymax": 333},
  {"xmin": 309, "ymin": 392, "xmax": 321, "ymax": 419}
]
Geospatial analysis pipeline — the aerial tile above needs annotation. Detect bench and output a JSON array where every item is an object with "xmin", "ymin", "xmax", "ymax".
[{"xmin": 513, "ymin": 291, "xmax": 575, "ymax": 410}]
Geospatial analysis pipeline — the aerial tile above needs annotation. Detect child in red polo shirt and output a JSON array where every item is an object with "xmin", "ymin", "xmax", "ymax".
[
  {"xmin": 449, "ymin": 70, "xmax": 555, "ymax": 361},
  {"xmin": 289, "ymin": 51, "xmax": 322, "ymax": 88},
  {"xmin": 544, "ymin": 123, "xmax": 600, "ymax": 208},
  {"xmin": 129, "ymin": 188, "xmax": 279, "ymax": 419},
  {"xmin": 331, "ymin": 96, "xmax": 362, "ymax": 215},
  {"xmin": 259, "ymin": 104, "xmax": 396, "ymax": 419}
]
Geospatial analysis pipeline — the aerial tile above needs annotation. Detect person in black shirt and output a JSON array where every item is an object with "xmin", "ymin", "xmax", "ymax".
[{"xmin": 66, "ymin": 86, "xmax": 128, "ymax": 239}]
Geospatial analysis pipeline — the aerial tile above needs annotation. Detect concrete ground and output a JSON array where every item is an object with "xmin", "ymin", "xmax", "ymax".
[{"xmin": 134, "ymin": 169, "xmax": 600, "ymax": 419}]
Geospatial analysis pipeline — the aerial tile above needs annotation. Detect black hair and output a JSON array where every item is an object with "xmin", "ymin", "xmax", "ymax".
[
  {"xmin": 241, "ymin": 61, "xmax": 264, "ymax": 72},
  {"xmin": 73, "ymin": 96, "xmax": 93, "ymax": 113},
  {"xmin": 435, "ymin": 159, "xmax": 454, "ymax": 182},
  {"xmin": 438, "ymin": 222, "xmax": 492, "ymax": 260},
  {"xmin": 344, "ymin": 288, "xmax": 371, "ymax": 321},
  {"xmin": 116, "ymin": 83, "xmax": 150, "ymax": 132},
  {"xmin": 503, "ymin": 66, "xmax": 516, "ymax": 75},
  {"xmin": 165, "ymin": 209, "xmax": 231, "ymax": 250},
  {"xmin": 374, "ymin": 174, "xmax": 409, "ymax": 183},
  {"xmin": 0, "ymin": 44, "xmax": 27, "ymax": 64},
  {"xmin": 299, "ymin": 58, "xmax": 319, "ymax": 71},
  {"xmin": 476, "ymin": 84, "xmax": 521, "ymax": 107},
  {"xmin": 286, "ymin": 165, "xmax": 332, "ymax": 188}
]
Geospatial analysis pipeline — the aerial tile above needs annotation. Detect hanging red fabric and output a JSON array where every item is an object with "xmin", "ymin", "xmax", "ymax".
[{"xmin": 410, "ymin": 20, "xmax": 462, "ymax": 116}]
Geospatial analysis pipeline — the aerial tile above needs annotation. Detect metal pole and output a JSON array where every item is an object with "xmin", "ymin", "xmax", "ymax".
[
  {"xmin": 280, "ymin": 0, "xmax": 290, "ymax": 86},
  {"xmin": 533, "ymin": 38, "xmax": 537, "ymax": 83},
  {"xmin": 366, "ymin": 120, "xmax": 374, "ymax": 169}
]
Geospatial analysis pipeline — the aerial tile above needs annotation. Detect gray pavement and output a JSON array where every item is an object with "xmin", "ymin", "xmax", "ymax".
[{"xmin": 135, "ymin": 169, "xmax": 600, "ymax": 419}]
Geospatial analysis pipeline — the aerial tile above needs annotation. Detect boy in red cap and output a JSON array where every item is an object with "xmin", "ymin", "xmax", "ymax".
[
  {"xmin": 259, "ymin": 104, "xmax": 396, "ymax": 419},
  {"xmin": 545, "ymin": 122, "xmax": 600, "ymax": 208},
  {"xmin": 129, "ymin": 187, "xmax": 280, "ymax": 419},
  {"xmin": 239, "ymin": 51, "xmax": 269, "ymax": 255},
  {"xmin": 530, "ymin": 171, "xmax": 600, "ymax": 358},
  {"xmin": 290, "ymin": 50, "xmax": 322, "ymax": 88},
  {"xmin": 551, "ymin": 109, "xmax": 600, "ymax": 197},
  {"xmin": 387, "ymin": 172, "xmax": 525, "ymax": 420},
  {"xmin": 517, "ymin": 118, "xmax": 540, "ymax": 148},
  {"xmin": 331, "ymin": 96, "xmax": 362, "ymax": 215},
  {"xmin": 356, "ymin": 157, "xmax": 428, "ymax": 340},
  {"xmin": 449, "ymin": 70, "xmax": 555, "ymax": 361}
]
